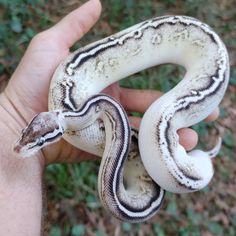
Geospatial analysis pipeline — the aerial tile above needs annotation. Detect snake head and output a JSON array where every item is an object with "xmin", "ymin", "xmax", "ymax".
[{"xmin": 14, "ymin": 111, "xmax": 64, "ymax": 158}]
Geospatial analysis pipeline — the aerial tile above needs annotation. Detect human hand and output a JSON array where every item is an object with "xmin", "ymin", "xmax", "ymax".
[{"xmin": 1, "ymin": 0, "xmax": 218, "ymax": 167}]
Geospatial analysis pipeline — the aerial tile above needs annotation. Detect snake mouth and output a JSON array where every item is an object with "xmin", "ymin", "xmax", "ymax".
[{"xmin": 13, "ymin": 142, "xmax": 39, "ymax": 158}]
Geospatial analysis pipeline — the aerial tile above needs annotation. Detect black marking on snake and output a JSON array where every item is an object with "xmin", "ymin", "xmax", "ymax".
[
  {"xmin": 60, "ymin": 83, "xmax": 67, "ymax": 108},
  {"xmin": 44, "ymin": 132, "xmax": 63, "ymax": 143},
  {"xmin": 65, "ymin": 37, "xmax": 116, "ymax": 74},
  {"xmin": 134, "ymin": 30, "xmax": 143, "ymax": 39},
  {"xmin": 158, "ymin": 65, "xmax": 226, "ymax": 190},
  {"xmin": 66, "ymin": 29, "xmax": 145, "ymax": 72},
  {"xmin": 178, "ymin": 167, "xmax": 201, "ymax": 181},
  {"xmin": 113, "ymin": 113, "xmax": 130, "ymax": 194},
  {"xmin": 178, "ymin": 181, "xmax": 198, "ymax": 191},
  {"xmin": 164, "ymin": 120, "xmax": 173, "ymax": 156},
  {"xmin": 176, "ymin": 68, "xmax": 225, "ymax": 112},
  {"xmin": 156, "ymin": 117, "xmax": 173, "ymax": 157},
  {"xmin": 60, "ymin": 81, "xmax": 77, "ymax": 110},
  {"xmin": 118, "ymin": 183, "xmax": 164, "ymax": 220},
  {"xmin": 97, "ymin": 98, "xmax": 161, "ymax": 219},
  {"xmin": 66, "ymin": 17, "xmax": 218, "ymax": 74},
  {"xmin": 62, "ymin": 94, "xmax": 135, "ymax": 218},
  {"xmin": 63, "ymin": 96, "xmax": 104, "ymax": 119},
  {"xmin": 152, "ymin": 16, "xmax": 217, "ymax": 44},
  {"xmin": 67, "ymin": 43, "xmax": 116, "ymax": 73},
  {"xmin": 114, "ymin": 137, "xmax": 164, "ymax": 217},
  {"xmin": 108, "ymin": 122, "xmax": 163, "ymax": 218}
]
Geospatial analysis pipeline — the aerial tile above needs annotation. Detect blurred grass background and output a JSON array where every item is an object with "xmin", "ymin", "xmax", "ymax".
[{"xmin": 1, "ymin": 0, "xmax": 236, "ymax": 235}]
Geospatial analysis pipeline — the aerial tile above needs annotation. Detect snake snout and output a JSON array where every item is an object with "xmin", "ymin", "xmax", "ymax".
[
  {"xmin": 13, "ymin": 143, "xmax": 22, "ymax": 154},
  {"xmin": 13, "ymin": 140, "xmax": 34, "ymax": 158},
  {"xmin": 13, "ymin": 111, "xmax": 64, "ymax": 158}
]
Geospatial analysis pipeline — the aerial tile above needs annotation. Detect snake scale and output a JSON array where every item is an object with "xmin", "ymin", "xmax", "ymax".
[{"xmin": 14, "ymin": 15, "xmax": 229, "ymax": 222}]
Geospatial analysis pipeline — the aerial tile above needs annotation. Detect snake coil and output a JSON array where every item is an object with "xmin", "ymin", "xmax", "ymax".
[{"xmin": 14, "ymin": 15, "xmax": 229, "ymax": 222}]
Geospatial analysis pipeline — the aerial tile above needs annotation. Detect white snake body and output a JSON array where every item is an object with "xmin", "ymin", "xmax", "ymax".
[{"xmin": 14, "ymin": 15, "xmax": 229, "ymax": 222}]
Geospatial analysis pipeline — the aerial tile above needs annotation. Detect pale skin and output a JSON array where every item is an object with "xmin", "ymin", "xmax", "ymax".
[{"xmin": 0, "ymin": 0, "xmax": 219, "ymax": 235}]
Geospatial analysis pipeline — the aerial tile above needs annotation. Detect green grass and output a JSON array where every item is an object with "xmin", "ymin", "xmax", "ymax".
[{"xmin": 1, "ymin": 0, "xmax": 236, "ymax": 235}]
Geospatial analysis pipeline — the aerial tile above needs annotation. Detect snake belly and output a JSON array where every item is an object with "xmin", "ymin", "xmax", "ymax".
[{"xmin": 48, "ymin": 16, "xmax": 229, "ymax": 219}]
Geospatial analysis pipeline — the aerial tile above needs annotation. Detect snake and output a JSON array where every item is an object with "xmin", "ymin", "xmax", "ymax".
[{"xmin": 13, "ymin": 15, "xmax": 229, "ymax": 222}]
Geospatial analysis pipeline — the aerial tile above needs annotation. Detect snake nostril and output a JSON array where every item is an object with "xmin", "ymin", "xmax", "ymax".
[{"xmin": 13, "ymin": 144, "xmax": 21, "ymax": 153}]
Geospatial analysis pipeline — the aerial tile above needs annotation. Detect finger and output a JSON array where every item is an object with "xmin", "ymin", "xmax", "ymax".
[
  {"xmin": 102, "ymin": 82, "xmax": 121, "ymax": 100},
  {"xmin": 104, "ymin": 84, "xmax": 218, "ymax": 123},
  {"xmin": 204, "ymin": 108, "xmax": 219, "ymax": 122},
  {"xmin": 129, "ymin": 116, "xmax": 141, "ymax": 128},
  {"xmin": 49, "ymin": 0, "xmax": 102, "ymax": 49},
  {"xmin": 120, "ymin": 88, "xmax": 163, "ymax": 113},
  {"xmin": 177, "ymin": 128, "xmax": 198, "ymax": 151}
]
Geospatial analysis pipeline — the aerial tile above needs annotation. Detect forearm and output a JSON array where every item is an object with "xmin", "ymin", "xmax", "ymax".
[{"xmin": 0, "ymin": 94, "xmax": 44, "ymax": 236}]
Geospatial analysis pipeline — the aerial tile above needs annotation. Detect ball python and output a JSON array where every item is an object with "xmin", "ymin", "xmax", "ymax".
[{"xmin": 14, "ymin": 15, "xmax": 229, "ymax": 222}]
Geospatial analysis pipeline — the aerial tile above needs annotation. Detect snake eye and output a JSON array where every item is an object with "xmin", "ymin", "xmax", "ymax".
[{"xmin": 37, "ymin": 139, "xmax": 45, "ymax": 146}]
